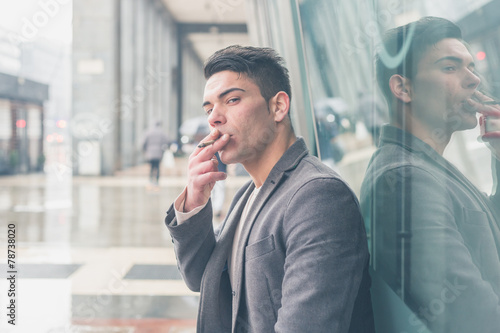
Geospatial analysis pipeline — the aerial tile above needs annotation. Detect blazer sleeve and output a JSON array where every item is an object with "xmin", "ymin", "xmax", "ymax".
[
  {"xmin": 275, "ymin": 178, "xmax": 369, "ymax": 333},
  {"xmin": 165, "ymin": 200, "xmax": 216, "ymax": 292},
  {"xmin": 373, "ymin": 165, "xmax": 500, "ymax": 333}
]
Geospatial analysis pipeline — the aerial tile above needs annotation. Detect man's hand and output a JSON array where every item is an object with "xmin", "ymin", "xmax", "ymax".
[
  {"xmin": 472, "ymin": 91, "xmax": 500, "ymax": 160},
  {"xmin": 184, "ymin": 129, "xmax": 229, "ymax": 212}
]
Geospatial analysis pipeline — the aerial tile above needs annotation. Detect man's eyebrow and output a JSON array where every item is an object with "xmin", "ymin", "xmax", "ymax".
[
  {"xmin": 434, "ymin": 56, "xmax": 463, "ymax": 64},
  {"xmin": 202, "ymin": 87, "xmax": 246, "ymax": 108},
  {"xmin": 434, "ymin": 56, "xmax": 475, "ymax": 68}
]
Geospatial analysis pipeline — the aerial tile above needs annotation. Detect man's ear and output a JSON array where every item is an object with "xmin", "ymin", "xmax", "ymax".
[
  {"xmin": 389, "ymin": 74, "xmax": 412, "ymax": 103},
  {"xmin": 270, "ymin": 91, "xmax": 290, "ymax": 122}
]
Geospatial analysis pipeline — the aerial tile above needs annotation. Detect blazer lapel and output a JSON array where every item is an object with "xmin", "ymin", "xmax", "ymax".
[
  {"xmin": 198, "ymin": 183, "xmax": 254, "ymax": 331},
  {"xmin": 230, "ymin": 170, "xmax": 288, "ymax": 329}
]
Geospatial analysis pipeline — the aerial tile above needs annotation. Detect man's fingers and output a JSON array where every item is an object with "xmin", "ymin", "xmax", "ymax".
[
  {"xmin": 200, "ymin": 133, "xmax": 229, "ymax": 153},
  {"xmin": 193, "ymin": 128, "xmax": 220, "ymax": 156},
  {"xmin": 474, "ymin": 90, "xmax": 499, "ymax": 103},
  {"xmin": 467, "ymin": 92, "xmax": 500, "ymax": 117},
  {"xmin": 183, "ymin": 128, "xmax": 229, "ymax": 210},
  {"xmin": 474, "ymin": 91, "xmax": 500, "ymax": 107},
  {"xmin": 189, "ymin": 171, "xmax": 227, "ymax": 197},
  {"xmin": 184, "ymin": 170, "xmax": 227, "ymax": 211},
  {"xmin": 193, "ymin": 134, "xmax": 230, "ymax": 162},
  {"xmin": 196, "ymin": 171, "xmax": 227, "ymax": 186},
  {"xmin": 189, "ymin": 158, "xmax": 219, "ymax": 176},
  {"xmin": 197, "ymin": 140, "xmax": 216, "ymax": 148},
  {"xmin": 187, "ymin": 157, "xmax": 223, "ymax": 189}
]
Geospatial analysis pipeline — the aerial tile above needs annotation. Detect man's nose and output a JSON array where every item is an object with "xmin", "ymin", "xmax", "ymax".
[
  {"xmin": 465, "ymin": 69, "xmax": 481, "ymax": 90},
  {"xmin": 208, "ymin": 105, "xmax": 226, "ymax": 127}
]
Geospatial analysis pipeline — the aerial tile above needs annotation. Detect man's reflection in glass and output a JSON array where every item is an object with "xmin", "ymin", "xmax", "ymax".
[{"xmin": 361, "ymin": 16, "xmax": 500, "ymax": 332}]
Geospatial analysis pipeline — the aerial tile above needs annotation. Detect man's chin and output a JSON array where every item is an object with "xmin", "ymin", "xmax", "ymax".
[
  {"xmin": 450, "ymin": 109, "xmax": 478, "ymax": 131},
  {"xmin": 458, "ymin": 116, "xmax": 478, "ymax": 131},
  {"xmin": 465, "ymin": 111, "xmax": 479, "ymax": 128},
  {"xmin": 218, "ymin": 151, "xmax": 232, "ymax": 165}
]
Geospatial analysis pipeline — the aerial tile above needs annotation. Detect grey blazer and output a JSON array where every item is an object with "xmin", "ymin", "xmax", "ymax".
[{"xmin": 166, "ymin": 138, "xmax": 375, "ymax": 332}]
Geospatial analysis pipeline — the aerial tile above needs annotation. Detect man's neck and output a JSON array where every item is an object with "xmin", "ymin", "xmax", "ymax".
[
  {"xmin": 245, "ymin": 133, "xmax": 297, "ymax": 188},
  {"xmin": 395, "ymin": 114, "xmax": 451, "ymax": 156}
]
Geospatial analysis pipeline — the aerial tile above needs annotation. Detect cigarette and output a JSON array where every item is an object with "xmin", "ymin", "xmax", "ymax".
[
  {"xmin": 197, "ymin": 139, "xmax": 216, "ymax": 148},
  {"xmin": 483, "ymin": 100, "xmax": 500, "ymax": 105}
]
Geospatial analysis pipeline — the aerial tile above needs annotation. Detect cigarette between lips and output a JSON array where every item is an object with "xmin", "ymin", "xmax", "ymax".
[{"xmin": 197, "ymin": 139, "xmax": 217, "ymax": 148}]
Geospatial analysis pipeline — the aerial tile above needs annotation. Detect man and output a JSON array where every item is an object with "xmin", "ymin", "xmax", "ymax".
[
  {"xmin": 142, "ymin": 121, "xmax": 169, "ymax": 186},
  {"xmin": 165, "ymin": 45, "xmax": 374, "ymax": 332},
  {"xmin": 361, "ymin": 17, "xmax": 500, "ymax": 332}
]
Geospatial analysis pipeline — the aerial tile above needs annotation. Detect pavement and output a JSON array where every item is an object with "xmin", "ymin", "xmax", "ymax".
[{"xmin": 0, "ymin": 160, "xmax": 250, "ymax": 333}]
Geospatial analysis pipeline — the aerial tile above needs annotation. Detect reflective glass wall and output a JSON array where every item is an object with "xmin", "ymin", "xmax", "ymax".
[{"xmin": 247, "ymin": 0, "xmax": 500, "ymax": 332}]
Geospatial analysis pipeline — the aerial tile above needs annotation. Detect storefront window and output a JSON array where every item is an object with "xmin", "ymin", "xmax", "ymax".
[{"xmin": 247, "ymin": 0, "xmax": 500, "ymax": 331}]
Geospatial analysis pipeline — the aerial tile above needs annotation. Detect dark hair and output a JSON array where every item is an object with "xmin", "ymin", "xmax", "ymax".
[
  {"xmin": 376, "ymin": 17, "xmax": 463, "ymax": 114},
  {"xmin": 204, "ymin": 45, "xmax": 292, "ymax": 103}
]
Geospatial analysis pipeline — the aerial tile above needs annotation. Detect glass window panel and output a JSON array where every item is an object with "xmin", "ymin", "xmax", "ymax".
[{"xmin": 251, "ymin": 0, "xmax": 500, "ymax": 332}]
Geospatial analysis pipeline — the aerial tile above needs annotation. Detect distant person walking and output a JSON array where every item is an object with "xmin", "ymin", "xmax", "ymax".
[{"xmin": 142, "ymin": 121, "xmax": 169, "ymax": 187}]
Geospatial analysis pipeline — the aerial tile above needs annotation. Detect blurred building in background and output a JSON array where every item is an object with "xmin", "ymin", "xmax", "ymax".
[
  {"xmin": 70, "ymin": 0, "xmax": 500, "ymax": 179},
  {"xmin": 72, "ymin": 0, "xmax": 248, "ymax": 175},
  {"xmin": 0, "ymin": 27, "xmax": 70, "ymax": 176}
]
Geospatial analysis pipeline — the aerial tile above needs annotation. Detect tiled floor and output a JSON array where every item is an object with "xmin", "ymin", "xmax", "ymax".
[{"xmin": 0, "ymin": 170, "xmax": 249, "ymax": 333}]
